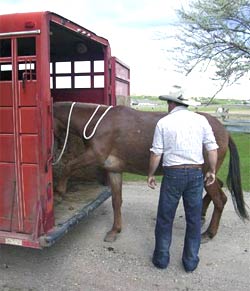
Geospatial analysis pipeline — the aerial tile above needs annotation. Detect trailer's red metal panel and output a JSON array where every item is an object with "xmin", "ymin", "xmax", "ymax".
[
  {"xmin": 0, "ymin": 82, "xmax": 12, "ymax": 106},
  {"xmin": 0, "ymin": 164, "xmax": 15, "ymax": 230},
  {"xmin": 0, "ymin": 11, "xmax": 45, "ymax": 32},
  {"xmin": 19, "ymin": 81, "xmax": 37, "ymax": 106},
  {"xmin": 52, "ymin": 88, "xmax": 105, "ymax": 104},
  {"xmin": 20, "ymin": 108, "xmax": 39, "ymax": 133},
  {"xmin": 0, "ymin": 135, "xmax": 14, "ymax": 162},
  {"xmin": 111, "ymin": 57, "xmax": 130, "ymax": 106},
  {"xmin": 21, "ymin": 135, "xmax": 39, "ymax": 163},
  {"xmin": 0, "ymin": 108, "xmax": 13, "ymax": 132}
]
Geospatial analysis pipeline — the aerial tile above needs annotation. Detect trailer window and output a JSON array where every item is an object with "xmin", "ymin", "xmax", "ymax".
[
  {"xmin": 17, "ymin": 37, "xmax": 35, "ymax": 56},
  {"xmin": 75, "ymin": 76, "xmax": 91, "ymax": 88},
  {"xmin": 93, "ymin": 60, "xmax": 104, "ymax": 88},
  {"xmin": 18, "ymin": 61, "xmax": 36, "ymax": 81},
  {"xmin": 56, "ymin": 62, "xmax": 71, "ymax": 73},
  {"xmin": 75, "ymin": 61, "xmax": 90, "ymax": 73},
  {"xmin": 0, "ymin": 63, "xmax": 12, "ymax": 81},
  {"xmin": 0, "ymin": 39, "xmax": 11, "ymax": 57},
  {"xmin": 56, "ymin": 76, "xmax": 71, "ymax": 88},
  {"xmin": 53, "ymin": 62, "xmax": 72, "ymax": 88},
  {"xmin": 74, "ymin": 61, "xmax": 91, "ymax": 88},
  {"xmin": 50, "ymin": 60, "xmax": 104, "ymax": 89},
  {"xmin": 94, "ymin": 76, "xmax": 104, "ymax": 88},
  {"xmin": 94, "ymin": 60, "xmax": 104, "ymax": 72}
]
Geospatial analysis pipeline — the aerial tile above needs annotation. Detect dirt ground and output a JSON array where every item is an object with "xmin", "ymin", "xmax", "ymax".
[{"xmin": 0, "ymin": 182, "xmax": 249, "ymax": 291}]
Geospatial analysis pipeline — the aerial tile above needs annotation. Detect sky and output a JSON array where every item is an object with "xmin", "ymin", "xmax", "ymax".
[{"xmin": 1, "ymin": 0, "xmax": 250, "ymax": 99}]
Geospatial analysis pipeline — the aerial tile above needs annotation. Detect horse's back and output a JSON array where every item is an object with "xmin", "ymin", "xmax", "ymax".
[{"xmin": 198, "ymin": 112, "xmax": 229, "ymax": 148}]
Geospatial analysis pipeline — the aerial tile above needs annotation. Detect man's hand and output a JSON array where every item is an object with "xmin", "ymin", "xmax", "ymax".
[
  {"xmin": 205, "ymin": 149, "xmax": 217, "ymax": 186},
  {"xmin": 204, "ymin": 171, "xmax": 216, "ymax": 186},
  {"xmin": 147, "ymin": 175, "xmax": 157, "ymax": 189},
  {"xmin": 147, "ymin": 152, "xmax": 161, "ymax": 189}
]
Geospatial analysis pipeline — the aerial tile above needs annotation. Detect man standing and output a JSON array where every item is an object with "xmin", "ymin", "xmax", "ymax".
[{"xmin": 147, "ymin": 86, "xmax": 218, "ymax": 272}]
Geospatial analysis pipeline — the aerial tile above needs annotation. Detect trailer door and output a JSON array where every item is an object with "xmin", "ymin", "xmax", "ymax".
[
  {"xmin": 110, "ymin": 57, "xmax": 130, "ymax": 106},
  {"xmin": 0, "ymin": 32, "xmax": 42, "ymax": 235}
]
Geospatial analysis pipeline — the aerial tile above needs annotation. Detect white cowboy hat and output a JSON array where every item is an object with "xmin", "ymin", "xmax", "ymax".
[{"xmin": 159, "ymin": 85, "xmax": 197, "ymax": 106}]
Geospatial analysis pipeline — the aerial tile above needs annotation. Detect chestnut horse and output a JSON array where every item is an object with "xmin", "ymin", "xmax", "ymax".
[{"xmin": 53, "ymin": 102, "xmax": 248, "ymax": 242}]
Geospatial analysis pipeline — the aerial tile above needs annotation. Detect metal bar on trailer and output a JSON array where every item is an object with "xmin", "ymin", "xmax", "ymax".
[
  {"xmin": 39, "ymin": 188, "xmax": 111, "ymax": 247},
  {"xmin": 0, "ymin": 30, "xmax": 41, "ymax": 37}
]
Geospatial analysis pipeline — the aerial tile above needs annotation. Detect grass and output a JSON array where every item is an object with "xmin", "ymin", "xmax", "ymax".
[
  {"xmin": 217, "ymin": 133, "xmax": 250, "ymax": 192},
  {"xmin": 124, "ymin": 132, "xmax": 250, "ymax": 192}
]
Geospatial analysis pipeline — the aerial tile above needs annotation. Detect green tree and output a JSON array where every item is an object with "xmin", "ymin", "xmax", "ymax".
[{"xmin": 174, "ymin": 0, "xmax": 250, "ymax": 98}]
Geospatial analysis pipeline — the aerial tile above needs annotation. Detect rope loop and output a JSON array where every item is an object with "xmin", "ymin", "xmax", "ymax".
[
  {"xmin": 52, "ymin": 102, "xmax": 76, "ymax": 165},
  {"xmin": 52, "ymin": 103, "xmax": 112, "ymax": 166},
  {"xmin": 83, "ymin": 105, "xmax": 113, "ymax": 140}
]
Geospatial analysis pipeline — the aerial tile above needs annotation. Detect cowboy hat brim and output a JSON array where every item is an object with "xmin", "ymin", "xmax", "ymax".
[{"xmin": 159, "ymin": 94, "xmax": 191, "ymax": 106}]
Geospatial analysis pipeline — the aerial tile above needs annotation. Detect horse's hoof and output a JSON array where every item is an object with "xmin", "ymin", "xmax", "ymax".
[
  {"xmin": 201, "ymin": 232, "xmax": 213, "ymax": 244},
  {"xmin": 104, "ymin": 231, "xmax": 118, "ymax": 243}
]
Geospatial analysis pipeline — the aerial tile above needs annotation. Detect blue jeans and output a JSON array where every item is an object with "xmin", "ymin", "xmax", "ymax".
[{"xmin": 153, "ymin": 167, "xmax": 203, "ymax": 271}]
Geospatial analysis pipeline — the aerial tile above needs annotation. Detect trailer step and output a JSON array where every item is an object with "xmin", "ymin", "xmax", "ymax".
[{"xmin": 39, "ymin": 186, "xmax": 111, "ymax": 247}]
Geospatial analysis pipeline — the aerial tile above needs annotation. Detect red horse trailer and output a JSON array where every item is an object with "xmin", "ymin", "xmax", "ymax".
[{"xmin": 0, "ymin": 11, "xmax": 130, "ymax": 248}]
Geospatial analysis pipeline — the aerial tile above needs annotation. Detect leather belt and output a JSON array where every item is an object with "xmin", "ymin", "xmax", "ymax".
[{"xmin": 164, "ymin": 164, "xmax": 203, "ymax": 169}]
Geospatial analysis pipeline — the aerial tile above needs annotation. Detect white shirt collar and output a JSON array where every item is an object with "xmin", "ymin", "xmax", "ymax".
[{"xmin": 169, "ymin": 106, "xmax": 188, "ymax": 114}]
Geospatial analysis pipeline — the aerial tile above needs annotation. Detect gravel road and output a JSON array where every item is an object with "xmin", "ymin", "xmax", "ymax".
[{"xmin": 0, "ymin": 182, "xmax": 249, "ymax": 291}]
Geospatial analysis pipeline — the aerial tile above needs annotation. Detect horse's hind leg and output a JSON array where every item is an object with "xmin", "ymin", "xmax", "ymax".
[
  {"xmin": 202, "ymin": 178, "xmax": 224, "ymax": 225},
  {"xmin": 104, "ymin": 172, "xmax": 122, "ymax": 242},
  {"xmin": 202, "ymin": 179, "xmax": 227, "ymax": 243},
  {"xmin": 202, "ymin": 193, "xmax": 211, "ymax": 226},
  {"xmin": 54, "ymin": 176, "xmax": 70, "ymax": 202}
]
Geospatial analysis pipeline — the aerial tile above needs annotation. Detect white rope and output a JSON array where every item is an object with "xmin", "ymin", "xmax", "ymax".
[
  {"xmin": 52, "ymin": 102, "xmax": 76, "ymax": 165},
  {"xmin": 83, "ymin": 105, "xmax": 113, "ymax": 140}
]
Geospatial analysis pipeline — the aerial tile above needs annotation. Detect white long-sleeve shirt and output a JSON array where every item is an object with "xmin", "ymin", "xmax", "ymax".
[{"xmin": 150, "ymin": 106, "xmax": 219, "ymax": 167}]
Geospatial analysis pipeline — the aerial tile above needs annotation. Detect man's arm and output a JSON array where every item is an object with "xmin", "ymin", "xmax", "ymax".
[
  {"xmin": 204, "ymin": 149, "xmax": 218, "ymax": 186},
  {"xmin": 147, "ymin": 152, "xmax": 162, "ymax": 189}
]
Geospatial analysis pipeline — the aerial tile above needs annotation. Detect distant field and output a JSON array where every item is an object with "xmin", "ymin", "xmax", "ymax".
[
  {"xmin": 131, "ymin": 96, "xmax": 250, "ymax": 118},
  {"xmin": 133, "ymin": 103, "xmax": 250, "ymax": 117}
]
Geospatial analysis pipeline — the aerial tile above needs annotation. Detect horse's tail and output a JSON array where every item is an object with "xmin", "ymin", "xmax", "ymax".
[{"xmin": 226, "ymin": 135, "xmax": 249, "ymax": 220}]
